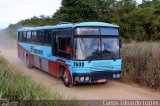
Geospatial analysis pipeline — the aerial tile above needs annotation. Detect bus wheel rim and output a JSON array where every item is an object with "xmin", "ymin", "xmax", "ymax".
[{"xmin": 63, "ymin": 71, "xmax": 68, "ymax": 83}]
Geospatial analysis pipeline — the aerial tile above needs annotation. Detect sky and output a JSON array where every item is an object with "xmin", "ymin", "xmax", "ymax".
[
  {"xmin": 0, "ymin": 0, "xmax": 61, "ymax": 29},
  {"xmin": 0, "ymin": 0, "xmax": 142, "ymax": 29}
]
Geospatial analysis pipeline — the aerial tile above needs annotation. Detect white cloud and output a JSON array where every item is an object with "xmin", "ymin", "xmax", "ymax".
[{"xmin": 0, "ymin": 0, "xmax": 61, "ymax": 28}]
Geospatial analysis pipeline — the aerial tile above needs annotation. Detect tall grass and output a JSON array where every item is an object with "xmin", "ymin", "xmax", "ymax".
[
  {"xmin": 0, "ymin": 56, "xmax": 78, "ymax": 105},
  {"xmin": 121, "ymin": 42, "xmax": 160, "ymax": 90}
]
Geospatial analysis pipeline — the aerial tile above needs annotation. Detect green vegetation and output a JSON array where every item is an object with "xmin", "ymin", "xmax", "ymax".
[
  {"xmin": 5, "ymin": 0, "xmax": 160, "ymax": 90},
  {"xmin": 15, "ymin": 0, "xmax": 160, "ymax": 41},
  {"xmin": 0, "ymin": 56, "xmax": 52, "ymax": 100},
  {"xmin": 0, "ymin": 56, "xmax": 78, "ymax": 105},
  {"xmin": 121, "ymin": 42, "xmax": 160, "ymax": 90}
]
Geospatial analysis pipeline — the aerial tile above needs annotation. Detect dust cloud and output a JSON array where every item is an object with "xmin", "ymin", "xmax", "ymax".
[
  {"xmin": 0, "ymin": 29, "xmax": 17, "ymax": 57},
  {"xmin": 0, "ymin": 29, "xmax": 17, "ymax": 51}
]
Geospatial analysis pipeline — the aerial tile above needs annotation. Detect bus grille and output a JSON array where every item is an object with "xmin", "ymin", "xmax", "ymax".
[{"xmin": 90, "ymin": 66, "xmax": 113, "ymax": 72}]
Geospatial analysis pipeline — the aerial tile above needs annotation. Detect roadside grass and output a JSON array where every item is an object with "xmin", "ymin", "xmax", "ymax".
[
  {"xmin": 0, "ymin": 56, "xmax": 78, "ymax": 105},
  {"xmin": 121, "ymin": 42, "xmax": 160, "ymax": 91}
]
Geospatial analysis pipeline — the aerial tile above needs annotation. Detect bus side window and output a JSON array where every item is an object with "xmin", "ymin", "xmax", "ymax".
[
  {"xmin": 18, "ymin": 32, "xmax": 22, "ymax": 41},
  {"xmin": 58, "ymin": 37, "xmax": 67, "ymax": 51},
  {"xmin": 20, "ymin": 32, "xmax": 23, "ymax": 41},
  {"xmin": 47, "ymin": 31, "xmax": 52, "ymax": 44},
  {"xmin": 37, "ymin": 31, "xmax": 44, "ymax": 44},
  {"xmin": 44, "ymin": 30, "xmax": 52, "ymax": 45},
  {"xmin": 22, "ymin": 32, "xmax": 27, "ymax": 42},
  {"xmin": 27, "ymin": 31, "xmax": 31, "ymax": 42},
  {"xmin": 58, "ymin": 37, "xmax": 71, "ymax": 59},
  {"xmin": 31, "ymin": 31, "xmax": 37, "ymax": 43}
]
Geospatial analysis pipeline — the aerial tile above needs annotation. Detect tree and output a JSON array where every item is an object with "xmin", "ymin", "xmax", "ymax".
[
  {"xmin": 18, "ymin": 0, "xmax": 160, "ymax": 41},
  {"xmin": 122, "ymin": 0, "xmax": 160, "ymax": 41},
  {"xmin": 52, "ymin": 0, "xmax": 99, "ymax": 23}
]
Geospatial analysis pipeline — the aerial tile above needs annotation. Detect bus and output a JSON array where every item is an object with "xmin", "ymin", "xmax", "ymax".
[{"xmin": 17, "ymin": 22, "xmax": 122, "ymax": 87}]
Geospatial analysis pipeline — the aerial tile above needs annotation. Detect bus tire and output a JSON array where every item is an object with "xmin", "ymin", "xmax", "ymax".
[
  {"xmin": 61, "ymin": 67, "xmax": 71, "ymax": 87},
  {"xmin": 26, "ymin": 55, "xmax": 33, "ymax": 69}
]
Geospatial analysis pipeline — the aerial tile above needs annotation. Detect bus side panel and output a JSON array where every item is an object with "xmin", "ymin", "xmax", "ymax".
[
  {"xmin": 29, "ymin": 54, "xmax": 50, "ymax": 74},
  {"xmin": 53, "ymin": 62, "xmax": 60, "ymax": 78},
  {"xmin": 41, "ymin": 58, "xmax": 49, "ymax": 73},
  {"xmin": 17, "ymin": 44, "xmax": 25, "ymax": 61},
  {"xmin": 39, "ymin": 58, "xmax": 42, "ymax": 69},
  {"xmin": 29, "ymin": 54, "xmax": 34, "ymax": 66},
  {"xmin": 48, "ymin": 61, "xmax": 60, "ymax": 78},
  {"xmin": 34, "ymin": 56, "xmax": 40, "ymax": 68},
  {"xmin": 48, "ymin": 61, "xmax": 53, "ymax": 75}
]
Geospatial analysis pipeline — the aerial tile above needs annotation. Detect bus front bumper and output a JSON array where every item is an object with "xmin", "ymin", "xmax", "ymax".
[{"xmin": 72, "ymin": 71, "xmax": 121, "ymax": 84}]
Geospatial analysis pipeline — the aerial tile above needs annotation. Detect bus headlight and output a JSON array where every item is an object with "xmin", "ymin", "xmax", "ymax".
[
  {"xmin": 80, "ymin": 77, "xmax": 84, "ymax": 82},
  {"xmin": 85, "ymin": 76, "xmax": 90, "ymax": 81},
  {"xmin": 113, "ymin": 74, "xmax": 116, "ymax": 78},
  {"xmin": 117, "ymin": 74, "xmax": 120, "ymax": 78}
]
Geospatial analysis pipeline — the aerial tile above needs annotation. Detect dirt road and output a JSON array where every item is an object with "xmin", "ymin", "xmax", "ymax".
[{"xmin": 0, "ymin": 47, "xmax": 160, "ymax": 100}]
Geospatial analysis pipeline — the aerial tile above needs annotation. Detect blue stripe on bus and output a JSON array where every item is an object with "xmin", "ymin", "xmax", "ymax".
[
  {"xmin": 72, "ymin": 59, "xmax": 122, "ymax": 73},
  {"xmin": 19, "ymin": 42, "xmax": 56, "ymax": 60}
]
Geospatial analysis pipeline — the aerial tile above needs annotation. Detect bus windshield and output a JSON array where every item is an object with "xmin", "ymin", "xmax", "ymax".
[{"xmin": 74, "ymin": 38, "xmax": 120, "ymax": 60}]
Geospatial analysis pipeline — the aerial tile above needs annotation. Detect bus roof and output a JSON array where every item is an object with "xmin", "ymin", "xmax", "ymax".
[{"xmin": 18, "ymin": 22, "xmax": 119, "ymax": 32}]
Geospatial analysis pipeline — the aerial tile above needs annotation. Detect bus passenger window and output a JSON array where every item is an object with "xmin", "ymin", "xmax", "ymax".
[
  {"xmin": 31, "ymin": 31, "xmax": 37, "ymax": 43},
  {"xmin": 37, "ymin": 31, "xmax": 44, "ymax": 44},
  {"xmin": 58, "ymin": 37, "xmax": 71, "ymax": 58},
  {"xmin": 47, "ymin": 32, "xmax": 52, "ymax": 44},
  {"xmin": 22, "ymin": 32, "xmax": 27, "ymax": 42},
  {"xmin": 27, "ymin": 31, "xmax": 31, "ymax": 42},
  {"xmin": 58, "ymin": 37, "xmax": 67, "ymax": 51},
  {"xmin": 18, "ymin": 32, "xmax": 22, "ymax": 41},
  {"xmin": 44, "ymin": 30, "xmax": 52, "ymax": 44}
]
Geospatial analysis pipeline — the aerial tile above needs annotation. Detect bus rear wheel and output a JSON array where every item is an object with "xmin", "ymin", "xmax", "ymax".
[
  {"xmin": 26, "ymin": 55, "xmax": 33, "ymax": 69},
  {"xmin": 61, "ymin": 67, "xmax": 71, "ymax": 87}
]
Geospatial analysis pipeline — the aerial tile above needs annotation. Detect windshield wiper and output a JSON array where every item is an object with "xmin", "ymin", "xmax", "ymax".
[
  {"xmin": 102, "ymin": 50, "xmax": 116, "ymax": 61},
  {"xmin": 87, "ymin": 52, "xmax": 101, "ymax": 62},
  {"xmin": 87, "ymin": 50, "xmax": 116, "ymax": 62},
  {"xmin": 109, "ymin": 52, "xmax": 116, "ymax": 61}
]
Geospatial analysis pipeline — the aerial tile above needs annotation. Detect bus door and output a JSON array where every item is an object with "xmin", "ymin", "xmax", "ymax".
[
  {"xmin": 50, "ymin": 30, "xmax": 59, "ymax": 77},
  {"xmin": 57, "ymin": 36, "xmax": 72, "ymax": 59}
]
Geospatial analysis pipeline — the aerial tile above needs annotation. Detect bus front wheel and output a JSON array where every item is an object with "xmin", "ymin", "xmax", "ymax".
[
  {"xmin": 26, "ymin": 55, "xmax": 33, "ymax": 69},
  {"xmin": 61, "ymin": 67, "xmax": 71, "ymax": 87}
]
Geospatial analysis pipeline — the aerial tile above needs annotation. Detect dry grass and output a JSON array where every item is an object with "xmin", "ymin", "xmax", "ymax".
[
  {"xmin": 0, "ymin": 56, "xmax": 78, "ymax": 105},
  {"xmin": 121, "ymin": 42, "xmax": 160, "ymax": 90}
]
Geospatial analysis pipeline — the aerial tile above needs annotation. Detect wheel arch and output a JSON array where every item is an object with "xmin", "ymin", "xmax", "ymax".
[{"xmin": 59, "ymin": 63, "xmax": 72, "ymax": 84}]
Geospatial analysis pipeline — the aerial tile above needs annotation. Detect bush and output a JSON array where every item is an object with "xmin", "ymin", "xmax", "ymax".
[
  {"xmin": 121, "ymin": 42, "xmax": 160, "ymax": 90},
  {"xmin": 0, "ymin": 57, "xmax": 78, "ymax": 105}
]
